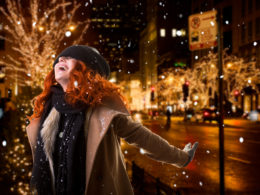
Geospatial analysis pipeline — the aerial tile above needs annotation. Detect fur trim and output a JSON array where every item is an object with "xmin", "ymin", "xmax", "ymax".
[{"xmin": 41, "ymin": 107, "xmax": 60, "ymax": 194}]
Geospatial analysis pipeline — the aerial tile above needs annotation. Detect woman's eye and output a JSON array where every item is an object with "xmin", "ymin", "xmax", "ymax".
[{"xmin": 65, "ymin": 57, "xmax": 72, "ymax": 60}]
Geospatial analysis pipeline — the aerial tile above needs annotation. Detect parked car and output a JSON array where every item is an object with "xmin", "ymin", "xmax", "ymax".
[
  {"xmin": 202, "ymin": 108, "xmax": 220, "ymax": 122},
  {"xmin": 148, "ymin": 109, "xmax": 159, "ymax": 119}
]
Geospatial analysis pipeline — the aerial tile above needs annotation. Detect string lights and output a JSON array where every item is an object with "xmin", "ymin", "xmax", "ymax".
[{"xmin": 0, "ymin": 0, "xmax": 90, "ymax": 89}]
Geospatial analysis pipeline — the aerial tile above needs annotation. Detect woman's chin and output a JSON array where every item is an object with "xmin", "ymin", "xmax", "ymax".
[{"xmin": 55, "ymin": 78, "xmax": 68, "ymax": 87}]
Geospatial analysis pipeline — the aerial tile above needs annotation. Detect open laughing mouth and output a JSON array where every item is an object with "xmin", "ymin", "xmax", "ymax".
[{"xmin": 58, "ymin": 65, "xmax": 67, "ymax": 71}]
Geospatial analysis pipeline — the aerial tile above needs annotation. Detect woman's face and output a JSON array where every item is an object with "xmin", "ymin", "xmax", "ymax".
[{"xmin": 54, "ymin": 56, "xmax": 77, "ymax": 91}]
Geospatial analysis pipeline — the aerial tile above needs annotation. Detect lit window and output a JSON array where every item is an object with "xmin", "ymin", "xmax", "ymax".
[
  {"xmin": 172, "ymin": 29, "xmax": 176, "ymax": 37},
  {"xmin": 160, "ymin": 28, "xmax": 166, "ymax": 37}
]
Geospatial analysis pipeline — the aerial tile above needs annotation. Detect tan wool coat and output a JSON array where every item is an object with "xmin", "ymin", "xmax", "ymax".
[{"xmin": 26, "ymin": 96, "xmax": 189, "ymax": 195}]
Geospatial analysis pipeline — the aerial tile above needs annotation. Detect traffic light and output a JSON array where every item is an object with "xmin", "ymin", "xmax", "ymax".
[
  {"xmin": 182, "ymin": 82, "xmax": 189, "ymax": 102},
  {"xmin": 151, "ymin": 86, "xmax": 155, "ymax": 102},
  {"xmin": 234, "ymin": 90, "xmax": 239, "ymax": 101},
  {"xmin": 234, "ymin": 90, "xmax": 239, "ymax": 96}
]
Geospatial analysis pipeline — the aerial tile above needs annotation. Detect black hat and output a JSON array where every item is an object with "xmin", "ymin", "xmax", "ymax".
[{"xmin": 53, "ymin": 45, "xmax": 110, "ymax": 79}]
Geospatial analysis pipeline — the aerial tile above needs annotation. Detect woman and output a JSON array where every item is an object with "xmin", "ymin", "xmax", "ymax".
[{"xmin": 26, "ymin": 45, "xmax": 198, "ymax": 195}]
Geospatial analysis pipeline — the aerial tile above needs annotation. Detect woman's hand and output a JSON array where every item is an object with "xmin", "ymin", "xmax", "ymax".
[{"xmin": 182, "ymin": 142, "xmax": 199, "ymax": 167}]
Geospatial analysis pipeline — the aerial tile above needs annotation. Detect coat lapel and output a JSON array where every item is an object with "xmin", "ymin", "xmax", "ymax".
[{"xmin": 40, "ymin": 107, "xmax": 60, "ymax": 194}]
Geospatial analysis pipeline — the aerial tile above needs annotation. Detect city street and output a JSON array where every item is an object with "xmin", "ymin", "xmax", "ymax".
[
  {"xmin": 0, "ymin": 0, "xmax": 260, "ymax": 194},
  {"xmin": 122, "ymin": 115, "xmax": 260, "ymax": 194}
]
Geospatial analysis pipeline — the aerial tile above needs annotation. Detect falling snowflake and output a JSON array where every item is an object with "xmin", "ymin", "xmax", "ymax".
[
  {"xmin": 74, "ymin": 81, "xmax": 78, "ymax": 87},
  {"xmin": 139, "ymin": 148, "xmax": 145, "ymax": 154},
  {"xmin": 65, "ymin": 31, "xmax": 71, "ymax": 37}
]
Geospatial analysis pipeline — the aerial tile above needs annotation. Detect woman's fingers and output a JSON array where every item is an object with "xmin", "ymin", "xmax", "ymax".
[{"xmin": 192, "ymin": 142, "xmax": 199, "ymax": 151}]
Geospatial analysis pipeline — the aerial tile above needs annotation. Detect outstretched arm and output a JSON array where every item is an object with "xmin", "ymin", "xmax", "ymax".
[{"xmin": 113, "ymin": 114, "xmax": 198, "ymax": 168}]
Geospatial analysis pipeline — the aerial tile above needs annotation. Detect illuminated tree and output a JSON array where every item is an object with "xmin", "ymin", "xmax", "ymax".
[
  {"xmin": 156, "ymin": 49, "xmax": 260, "ymax": 109},
  {"xmin": 0, "ymin": 0, "xmax": 90, "ymax": 88},
  {"xmin": 0, "ymin": 1, "xmax": 91, "ymax": 194},
  {"xmin": 223, "ymin": 51, "xmax": 259, "ymax": 105},
  {"xmin": 191, "ymin": 49, "xmax": 259, "ymax": 107},
  {"xmin": 156, "ymin": 69, "xmax": 184, "ymax": 106}
]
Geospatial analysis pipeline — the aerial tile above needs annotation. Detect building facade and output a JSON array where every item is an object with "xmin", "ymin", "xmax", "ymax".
[{"xmin": 139, "ymin": 0, "xmax": 191, "ymax": 111}]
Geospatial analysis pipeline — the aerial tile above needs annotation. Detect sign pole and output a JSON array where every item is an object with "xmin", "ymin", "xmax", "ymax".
[
  {"xmin": 188, "ymin": 10, "xmax": 224, "ymax": 194},
  {"xmin": 217, "ymin": 10, "xmax": 225, "ymax": 195}
]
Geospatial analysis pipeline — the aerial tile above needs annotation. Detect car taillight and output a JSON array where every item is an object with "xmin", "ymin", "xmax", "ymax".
[{"xmin": 204, "ymin": 111, "xmax": 210, "ymax": 116}]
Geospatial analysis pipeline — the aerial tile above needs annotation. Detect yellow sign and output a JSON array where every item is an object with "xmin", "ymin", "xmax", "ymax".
[{"xmin": 189, "ymin": 10, "xmax": 217, "ymax": 51}]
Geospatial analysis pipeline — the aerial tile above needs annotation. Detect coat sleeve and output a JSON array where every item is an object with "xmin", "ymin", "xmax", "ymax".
[
  {"xmin": 26, "ymin": 118, "xmax": 41, "ymax": 162},
  {"xmin": 112, "ymin": 114, "xmax": 189, "ymax": 168}
]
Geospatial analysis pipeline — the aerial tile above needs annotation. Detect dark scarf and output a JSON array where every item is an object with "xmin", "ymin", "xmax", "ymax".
[{"xmin": 30, "ymin": 85, "xmax": 88, "ymax": 195}]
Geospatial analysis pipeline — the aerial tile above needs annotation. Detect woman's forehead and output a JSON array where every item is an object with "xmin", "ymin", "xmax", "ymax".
[{"xmin": 60, "ymin": 56, "xmax": 73, "ymax": 59}]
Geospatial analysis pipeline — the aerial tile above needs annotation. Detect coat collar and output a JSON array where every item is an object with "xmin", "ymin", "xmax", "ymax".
[{"xmin": 38, "ymin": 94, "xmax": 130, "ymax": 194}]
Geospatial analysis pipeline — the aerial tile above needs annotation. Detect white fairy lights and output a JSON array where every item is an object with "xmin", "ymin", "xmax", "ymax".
[{"xmin": 0, "ymin": 0, "xmax": 90, "ymax": 88}]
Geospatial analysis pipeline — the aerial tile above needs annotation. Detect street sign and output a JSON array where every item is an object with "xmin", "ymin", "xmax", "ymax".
[{"xmin": 188, "ymin": 10, "xmax": 217, "ymax": 51}]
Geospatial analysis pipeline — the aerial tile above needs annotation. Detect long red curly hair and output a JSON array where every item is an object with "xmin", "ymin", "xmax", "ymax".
[{"xmin": 29, "ymin": 60, "xmax": 128, "ymax": 121}]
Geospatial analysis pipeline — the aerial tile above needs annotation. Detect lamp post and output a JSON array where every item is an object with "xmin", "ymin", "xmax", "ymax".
[{"xmin": 217, "ymin": 10, "xmax": 225, "ymax": 195}]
